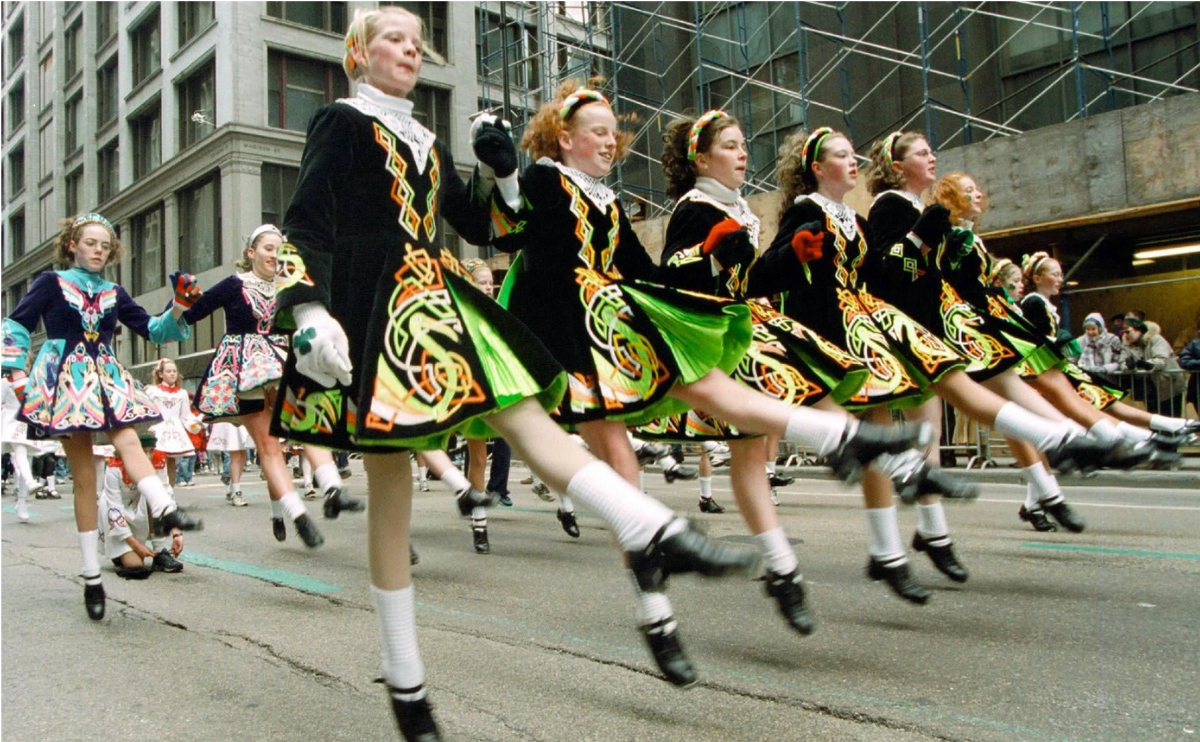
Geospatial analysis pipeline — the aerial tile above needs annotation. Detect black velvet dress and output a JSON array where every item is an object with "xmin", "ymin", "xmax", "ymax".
[{"xmin": 270, "ymin": 86, "xmax": 565, "ymax": 452}]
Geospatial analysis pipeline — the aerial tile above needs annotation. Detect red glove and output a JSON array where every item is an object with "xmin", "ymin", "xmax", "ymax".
[
  {"xmin": 791, "ymin": 228, "xmax": 824, "ymax": 264},
  {"xmin": 702, "ymin": 218, "xmax": 744, "ymax": 255},
  {"xmin": 170, "ymin": 271, "xmax": 202, "ymax": 310}
]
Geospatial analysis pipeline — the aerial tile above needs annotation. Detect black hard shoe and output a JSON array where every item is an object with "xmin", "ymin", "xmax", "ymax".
[
  {"xmin": 1019, "ymin": 505, "xmax": 1057, "ymax": 532},
  {"xmin": 272, "ymin": 517, "xmax": 287, "ymax": 542},
  {"xmin": 827, "ymin": 421, "xmax": 932, "ymax": 483},
  {"xmin": 1043, "ymin": 434, "xmax": 1114, "ymax": 475},
  {"xmin": 635, "ymin": 442, "xmax": 670, "ymax": 467},
  {"xmin": 1103, "ymin": 439, "xmax": 1155, "ymax": 470},
  {"xmin": 893, "ymin": 459, "xmax": 979, "ymax": 505},
  {"xmin": 640, "ymin": 617, "xmax": 697, "ymax": 688},
  {"xmin": 154, "ymin": 507, "xmax": 204, "ymax": 537},
  {"xmin": 866, "ymin": 557, "xmax": 931, "ymax": 605},
  {"xmin": 627, "ymin": 518, "xmax": 760, "ymax": 591},
  {"xmin": 912, "ymin": 532, "xmax": 969, "ymax": 583},
  {"xmin": 1042, "ymin": 498, "xmax": 1085, "ymax": 533},
  {"xmin": 387, "ymin": 687, "xmax": 442, "ymax": 742},
  {"xmin": 153, "ymin": 549, "xmax": 184, "ymax": 573},
  {"xmin": 409, "ymin": 545, "xmax": 420, "ymax": 565},
  {"xmin": 294, "ymin": 514, "xmax": 325, "ymax": 548},
  {"xmin": 115, "ymin": 565, "xmax": 153, "ymax": 580},
  {"xmin": 764, "ymin": 569, "xmax": 815, "ymax": 635},
  {"xmin": 767, "ymin": 473, "xmax": 795, "ymax": 488},
  {"xmin": 84, "ymin": 581, "xmax": 106, "ymax": 620},
  {"xmin": 557, "ymin": 509, "xmax": 580, "ymax": 538},
  {"xmin": 698, "ymin": 497, "xmax": 725, "ymax": 514},
  {"xmin": 455, "ymin": 487, "xmax": 499, "ymax": 517},
  {"xmin": 472, "ymin": 526, "xmax": 490, "ymax": 554},
  {"xmin": 323, "ymin": 486, "xmax": 365, "ymax": 519},
  {"xmin": 663, "ymin": 465, "xmax": 699, "ymax": 483}
]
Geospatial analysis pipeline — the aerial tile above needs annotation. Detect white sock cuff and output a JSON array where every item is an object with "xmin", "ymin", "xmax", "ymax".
[
  {"xmin": 916, "ymin": 501, "xmax": 950, "ymax": 538},
  {"xmin": 78, "ymin": 530, "xmax": 101, "ymax": 577},
  {"xmin": 440, "ymin": 466, "xmax": 470, "ymax": 494},
  {"xmin": 1149, "ymin": 414, "xmax": 1185, "ymax": 433},
  {"xmin": 279, "ymin": 491, "xmax": 307, "ymax": 521},
  {"xmin": 135, "ymin": 474, "xmax": 175, "ymax": 518},
  {"xmin": 1115, "ymin": 421, "xmax": 1152, "ymax": 442},
  {"xmin": 313, "ymin": 462, "xmax": 342, "ymax": 491},
  {"xmin": 370, "ymin": 584, "xmax": 425, "ymax": 691},
  {"xmin": 785, "ymin": 408, "xmax": 849, "ymax": 457}
]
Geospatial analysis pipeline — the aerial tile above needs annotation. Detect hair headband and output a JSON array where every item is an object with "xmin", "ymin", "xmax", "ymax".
[
  {"xmin": 1021, "ymin": 251, "xmax": 1052, "ymax": 278},
  {"xmin": 801, "ymin": 126, "xmax": 835, "ymax": 174},
  {"xmin": 558, "ymin": 89, "xmax": 608, "ymax": 120},
  {"xmin": 247, "ymin": 224, "xmax": 283, "ymax": 249},
  {"xmin": 687, "ymin": 110, "xmax": 729, "ymax": 161},
  {"xmin": 987, "ymin": 258, "xmax": 1014, "ymax": 283},
  {"xmin": 461, "ymin": 258, "xmax": 487, "ymax": 274},
  {"xmin": 73, "ymin": 213, "xmax": 115, "ymax": 237},
  {"xmin": 882, "ymin": 131, "xmax": 904, "ymax": 168}
]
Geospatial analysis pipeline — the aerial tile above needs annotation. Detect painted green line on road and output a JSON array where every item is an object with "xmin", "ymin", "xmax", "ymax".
[
  {"xmin": 1021, "ymin": 543, "xmax": 1200, "ymax": 560},
  {"xmin": 181, "ymin": 551, "xmax": 342, "ymax": 594}
]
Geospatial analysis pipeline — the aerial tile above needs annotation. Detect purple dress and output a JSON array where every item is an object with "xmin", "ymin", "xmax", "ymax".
[
  {"xmin": 1, "ymin": 268, "xmax": 188, "ymax": 435},
  {"xmin": 182, "ymin": 272, "xmax": 289, "ymax": 419}
]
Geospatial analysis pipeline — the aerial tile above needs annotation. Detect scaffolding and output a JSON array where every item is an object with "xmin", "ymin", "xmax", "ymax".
[{"xmin": 473, "ymin": 1, "xmax": 1200, "ymax": 218}]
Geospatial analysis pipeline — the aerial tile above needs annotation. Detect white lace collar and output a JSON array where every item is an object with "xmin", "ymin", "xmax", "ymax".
[
  {"xmin": 540, "ymin": 157, "xmax": 616, "ymax": 210},
  {"xmin": 797, "ymin": 192, "xmax": 858, "ymax": 238},
  {"xmin": 685, "ymin": 181, "xmax": 760, "ymax": 248},
  {"xmin": 875, "ymin": 189, "xmax": 925, "ymax": 212},
  {"xmin": 238, "ymin": 271, "xmax": 276, "ymax": 296},
  {"xmin": 342, "ymin": 83, "xmax": 436, "ymax": 174}
]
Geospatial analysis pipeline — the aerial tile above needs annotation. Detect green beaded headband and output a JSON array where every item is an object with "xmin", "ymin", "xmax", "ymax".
[
  {"xmin": 559, "ymin": 89, "xmax": 608, "ymax": 120},
  {"xmin": 687, "ymin": 110, "xmax": 729, "ymax": 161}
]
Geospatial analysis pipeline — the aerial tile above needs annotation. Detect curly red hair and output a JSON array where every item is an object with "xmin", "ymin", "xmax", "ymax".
[{"xmin": 521, "ymin": 78, "xmax": 634, "ymax": 162}]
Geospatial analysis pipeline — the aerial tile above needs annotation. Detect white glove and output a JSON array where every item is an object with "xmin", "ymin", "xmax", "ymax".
[{"xmin": 292, "ymin": 302, "xmax": 353, "ymax": 388}]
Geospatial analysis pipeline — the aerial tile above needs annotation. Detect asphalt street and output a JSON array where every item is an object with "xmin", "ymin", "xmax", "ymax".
[{"xmin": 2, "ymin": 461, "xmax": 1198, "ymax": 742}]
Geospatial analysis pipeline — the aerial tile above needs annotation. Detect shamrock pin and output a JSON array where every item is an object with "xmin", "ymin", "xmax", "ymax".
[{"xmin": 295, "ymin": 327, "xmax": 317, "ymax": 355}]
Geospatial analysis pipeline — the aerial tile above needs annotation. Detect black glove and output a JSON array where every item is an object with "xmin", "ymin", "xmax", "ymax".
[
  {"xmin": 472, "ymin": 121, "xmax": 517, "ymax": 178},
  {"xmin": 946, "ymin": 227, "xmax": 975, "ymax": 258},
  {"xmin": 911, "ymin": 203, "xmax": 952, "ymax": 248},
  {"xmin": 710, "ymin": 229, "xmax": 756, "ymax": 271},
  {"xmin": 1134, "ymin": 358, "xmax": 1155, "ymax": 371}
]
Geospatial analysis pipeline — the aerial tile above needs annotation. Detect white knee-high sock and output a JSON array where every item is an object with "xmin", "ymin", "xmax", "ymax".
[
  {"xmin": 629, "ymin": 573, "xmax": 674, "ymax": 626},
  {"xmin": 916, "ymin": 501, "xmax": 950, "ymax": 539},
  {"xmin": 638, "ymin": 469, "xmax": 646, "ymax": 492},
  {"xmin": 1149, "ymin": 414, "xmax": 1186, "ymax": 433},
  {"xmin": 271, "ymin": 499, "xmax": 285, "ymax": 519},
  {"xmin": 865, "ymin": 506, "xmax": 906, "ymax": 563},
  {"xmin": 1116, "ymin": 421, "xmax": 1152, "ymax": 442},
  {"xmin": 439, "ymin": 466, "xmax": 470, "ymax": 494},
  {"xmin": 558, "ymin": 494, "xmax": 575, "ymax": 513},
  {"xmin": 755, "ymin": 526, "xmax": 799, "ymax": 576},
  {"xmin": 313, "ymin": 462, "xmax": 342, "ymax": 492},
  {"xmin": 471, "ymin": 506, "xmax": 486, "ymax": 531},
  {"xmin": 1088, "ymin": 419, "xmax": 1124, "ymax": 446},
  {"xmin": 698, "ymin": 477, "xmax": 713, "ymax": 498},
  {"xmin": 136, "ymin": 475, "xmax": 175, "ymax": 518},
  {"xmin": 765, "ymin": 460, "xmax": 777, "ymax": 475},
  {"xmin": 371, "ymin": 585, "xmax": 426, "ymax": 698},
  {"xmin": 565, "ymin": 461, "xmax": 674, "ymax": 550},
  {"xmin": 783, "ymin": 409, "xmax": 851, "ymax": 457},
  {"xmin": 11, "ymin": 447, "xmax": 35, "ymax": 492},
  {"xmin": 278, "ymin": 491, "xmax": 307, "ymax": 521},
  {"xmin": 78, "ymin": 531, "xmax": 102, "ymax": 582},
  {"xmin": 300, "ymin": 457, "xmax": 314, "ymax": 489},
  {"xmin": 416, "ymin": 465, "xmax": 428, "ymax": 483},
  {"xmin": 991, "ymin": 402, "xmax": 1076, "ymax": 451}
]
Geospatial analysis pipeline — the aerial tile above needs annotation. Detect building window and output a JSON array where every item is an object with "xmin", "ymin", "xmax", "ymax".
[
  {"xmin": 267, "ymin": 51, "xmax": 348, "ymax": 132},
  {"xmin": 65, "ymin": 167, "xmax": 82, "ymax": 216},
  {"xmin": 4, "ymin": 280, "xmax": 29, "ymax": 317},
  {"xmin": 64, "ymin": 94, "xmax": 81, "ymax": 153},
  {"xmin": 97, "ymin": 140, "xmax": 118, "ymax": 203},
  {"xmin": 179, "ymin": 172, "xmax": 221, "ymax": 274},
  {"xmin": 5, "ymin": 13, "xmax": 23, "ymax": 77},
  {"xmin": 260, "ymin": 163, "xmax": 299, "ymax": 226},
  {"xmin": 398, "ymin": 2, "xmax": 447, "ymax": 57},
  {"xmin": 411, "ymin": 84, "xmax": 451, "ymax": 144},
  {"xmin": 97, "ymin": 61, "xmax": 118, "ymax": 126},
  {"xmin": 131, "ymin": 103, "xmax": 162, "ymax": 178},
  {"xmin": 131, "ymin": 7, "xmax": 161, "ymax": 87},
  {"xmin": 178, "ymin": 1, "xmax": 214, "ymax": 47},
  {"xmin": 476, "ymin": 11, "xmax": 540, "ymax": 90},
  {"xmin": 131, "ymin": 205, "xmax": 164, "ymax": 295},
  {"xmin": 39, "ymin": 52, "xmax": 54, "ymax": 111},
  {"xmin": 178, "ymin": 59, "xmax": 215, "ymax": 149},
  {"xmin": 95, "ymin": 1, "xmax": 116, "ymax": 46},
  {"xmin": 63, "ymin": 20, "xmax": 81, "ymax": 81},
  {"xmin": 7, "ymin": 211, "xmax": 25, "ymax": 260},
  {"xmin": 38, "ymin": 120, "xmax": 53, "ymax": 179},
  {"xmin": 39, "ymin": 190, "xmax": 54, "ymax": 241},
  {"xmin": 265, "ymin": 2, "xmax": 347, "ymax": 34},
  {"xmin": 7, "ymin": 145, "xmax": 24, "ymax": 198},
  {"xmin": 5, "ymin": 79, "xmax": 24, "ymax": 136}
]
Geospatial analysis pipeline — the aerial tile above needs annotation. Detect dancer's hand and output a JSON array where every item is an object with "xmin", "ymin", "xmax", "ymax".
[
  {"xmin": 169, "ymin": 271, "xmax": 202, "ymax": 311},
  {"xmin": 292, "ymin": 302, "xmax": 354, "ymax": 388},
  {"xmin": 910, "ymin": 204, "xmax": 952, "ymax": 249},
  {"xmin": 171, "ymin": 530, "xmax": 184, "ymax": 557},
  {"xmin": 790, "ymin": 222, "xmax": 824, "ymax": 263},
  {"xmin": 471, "ymin": 114, "xmax": 517, "ymax": 178},
  {"xmin": 702, "ymin": 218, "xmax": 754, "ymax": 270},
  {"xmin": 945, "ymin": 227, "xmax": 976, "ymax": 260}
]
